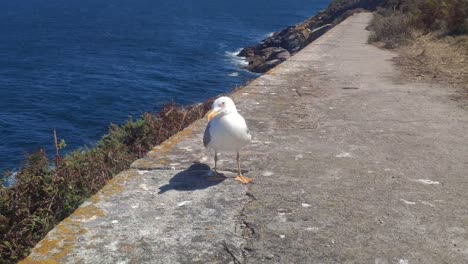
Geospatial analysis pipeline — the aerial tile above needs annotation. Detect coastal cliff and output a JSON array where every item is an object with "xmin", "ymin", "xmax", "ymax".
[{"xmin": 239, "ymin": 0, "xmax": 385, "ymax": 73}]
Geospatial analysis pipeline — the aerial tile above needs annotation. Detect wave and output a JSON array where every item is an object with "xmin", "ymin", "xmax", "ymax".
[
  {"xmin": 2, "ymin": 163, "xmax": 56, "ymax": 187},
  {"xmin": 224, "ymin": 48, "xmax": 248, "ymax": 67},
  {"xmin": 3, "ymin": 171, "xmax": 17, "ymax": 187},
  {"xmin": 265, "ymin": 32, "xmax": 275, "ymax": 38}
]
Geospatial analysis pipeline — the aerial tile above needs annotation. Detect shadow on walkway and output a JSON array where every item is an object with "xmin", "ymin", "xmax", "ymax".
[{"xmin": 158, "ymin": 162, "xmax": 225, "ymax": 194}]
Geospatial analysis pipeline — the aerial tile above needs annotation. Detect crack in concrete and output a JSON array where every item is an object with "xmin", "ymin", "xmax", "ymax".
[{"xmin": 222, "ymin": 240, "xmax": 243, "ymax": 264}]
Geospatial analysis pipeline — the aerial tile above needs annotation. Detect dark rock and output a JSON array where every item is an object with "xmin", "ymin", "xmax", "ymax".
[
  {"xmin": 238, "ymin": 47, "xmax": 256, "ymax": 58},
  {"xmin": 250, "ymin": 59, "xmax": 282, "ymax": 73},
  {"xmin": 265, "ymin": 59, "xmax": 281, "ymax": 65},
  {"xmin": 259, "ymin": 47, "xmax": 287, "ymax": 60},
  {"xmin": 281, "ymin": 33, "xmax": 304, "ymax": 52},
  {"xmin": 275, "ymin": 51, "xmax": 290, "ymax": 60}
]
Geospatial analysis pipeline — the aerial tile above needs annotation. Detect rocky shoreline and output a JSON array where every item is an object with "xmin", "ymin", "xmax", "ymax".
[
  {"xmin": 238, "ymin": 0, "xmax": 384, "ymax": 73},
  {"xmin": 238, "ymin": 13, "xmax": 334, "ymax": 73}
]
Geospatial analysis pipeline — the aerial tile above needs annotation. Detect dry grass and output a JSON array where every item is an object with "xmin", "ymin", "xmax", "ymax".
[
  {"xmin": 368, "ymin": 0, "xmax": 468, "ymax": 47},
  {"xmin": 367, "ymin": 0, "xmax": 468, "ymax": 100},
  {"xmin": 394, "ymin": 34, "xmax": 468, "ymax": 95}
]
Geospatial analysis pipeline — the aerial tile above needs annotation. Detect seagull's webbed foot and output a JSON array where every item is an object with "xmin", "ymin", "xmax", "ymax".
[{"xmin": 235, "ymin": 175, "xmax": 253, "ymax": 184}]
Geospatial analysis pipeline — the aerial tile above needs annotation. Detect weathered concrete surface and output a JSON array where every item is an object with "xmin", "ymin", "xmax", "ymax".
[
  {"xmin": 22, "ymin": 166, "xmax": 250, "ymax": 263},
  {"xmin": 23, "ymin": 13, "xmax": 468, "ymax": 264},
  {"xmin": 238, "ymin": 13, "xmax": 468, "ymax": 263}
]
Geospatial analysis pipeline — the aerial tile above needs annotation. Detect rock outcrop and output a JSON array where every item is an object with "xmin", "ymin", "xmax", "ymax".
[
  {"xmin": 239, "ymin": 16, "xmax": 333, "ymax": 73},
  {"xmin": 239, "ymin": 0, "xmax": 386, "ymax": 73}
]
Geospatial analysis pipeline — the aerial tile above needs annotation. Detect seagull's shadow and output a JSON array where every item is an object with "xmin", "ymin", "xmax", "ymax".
[{"xmin": 158, "ymin": 162, "xmax": 225, "ymax": 194}]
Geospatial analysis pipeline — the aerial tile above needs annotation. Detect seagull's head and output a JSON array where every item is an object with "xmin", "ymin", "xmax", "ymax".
[{"xmin": 207, "ymin": 96, "xmax": 237, "ymax": 121}]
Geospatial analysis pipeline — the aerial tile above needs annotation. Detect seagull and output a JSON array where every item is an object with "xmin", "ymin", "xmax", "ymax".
[{"xmin": 203, "ymin": 96, "xmax": 252, "ymax": 184}]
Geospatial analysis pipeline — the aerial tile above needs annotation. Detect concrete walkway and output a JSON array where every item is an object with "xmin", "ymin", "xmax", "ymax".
[{"xmin": 23, "ymin": 13, "xmax": 468, "ymax": 264}]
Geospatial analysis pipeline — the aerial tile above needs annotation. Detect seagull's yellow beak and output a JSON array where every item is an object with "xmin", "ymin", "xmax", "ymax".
[{"xmin": 207, "ymin": 110, "xmax": 219, "ymax": 121}]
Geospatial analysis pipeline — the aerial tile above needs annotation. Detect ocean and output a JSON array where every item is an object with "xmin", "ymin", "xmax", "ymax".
[{"xmin": 0, "ymin": 0, "xmax": 330, "ymax": 174}]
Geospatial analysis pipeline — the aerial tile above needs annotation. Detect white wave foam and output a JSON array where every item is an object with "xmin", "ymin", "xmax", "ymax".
[
  {"xmin": 228, "ymin": 72, "xmax": 239, "ymax": 77},
  {"xmin": 225, "ymin": 48, "xmax": 242, "ymax": 57},
  {"xmin": 4, "ymin": 171, "xmax": 17, "ymax": 187},
  {"xmin": 266, "ymin": 32, "xmax": 275, "ymax": 38},
  {"xmin": 225, "ymin": 48, "xmax": 248, "ymax": 67}
]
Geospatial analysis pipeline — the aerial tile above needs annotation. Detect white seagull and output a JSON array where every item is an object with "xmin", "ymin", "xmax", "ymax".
[{"xmin": 203, "ymin": 96, "xmax": 252, "ymax": 184}]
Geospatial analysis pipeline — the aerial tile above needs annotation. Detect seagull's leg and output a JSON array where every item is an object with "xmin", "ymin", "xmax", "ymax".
[
  {"xmin": 207, "ymin": 151, "xmax": 224, "ymax": 181},
  {"xmin": 214, "ymin": 151, "xmax": 218, "ymax": 173},
  {"xmin": 234, "ymin": 151, "xmax": 252, "ymax": 184},
  {"xmin": 236, "ymin": 152, "xmax": 241, "ymax": 174}
]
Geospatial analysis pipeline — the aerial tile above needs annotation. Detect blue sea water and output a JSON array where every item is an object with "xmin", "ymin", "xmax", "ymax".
[{"xmin": 0, "ymin": 0, "xmax": 330, "ymax": 173}]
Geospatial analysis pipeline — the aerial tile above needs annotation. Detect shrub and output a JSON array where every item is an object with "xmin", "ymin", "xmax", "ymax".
[
  {"xmin": 369, "ymin": 0, "xmax": 468, "ymax": 47},
  {"xmin": 403, "ymin": 0, "xmax": 468, "ymax": 34},
  {"xmin": 0, "ymin": 100, "xmax": 213, "ymax": 263},
  {"xmin": 368, "ymin": 10, "xmax": 413, "ymax": 48}
]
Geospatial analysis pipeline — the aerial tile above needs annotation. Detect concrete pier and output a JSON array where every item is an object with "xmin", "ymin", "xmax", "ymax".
[{"xmin": 23, "ymin": 13, "xmax": 468, "ymax": 264}]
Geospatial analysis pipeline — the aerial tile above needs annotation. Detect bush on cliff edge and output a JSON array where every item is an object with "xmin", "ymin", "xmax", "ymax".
[{"xmin": 0, "ymin": 101, "xmax": 212, "ymax": 263}]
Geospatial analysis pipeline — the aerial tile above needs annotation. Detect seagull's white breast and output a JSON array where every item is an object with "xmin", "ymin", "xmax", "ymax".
[{"xmin": 208, "ymin": 112, "xmax": 251, "ymax": 152}]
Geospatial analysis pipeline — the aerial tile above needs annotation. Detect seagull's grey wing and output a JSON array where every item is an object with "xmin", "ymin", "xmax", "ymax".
[{"xmin": 203, "ymin": 122, "xmax": 211, "ymax": 147}]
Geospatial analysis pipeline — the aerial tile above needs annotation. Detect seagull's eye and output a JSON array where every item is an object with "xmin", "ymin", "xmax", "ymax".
[{"xmin": 221, "ymin": 102, "xmax": 225, "ymax": 106}]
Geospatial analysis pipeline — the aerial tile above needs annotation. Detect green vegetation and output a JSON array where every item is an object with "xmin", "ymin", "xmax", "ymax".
[
  {"xmin": 0, "ymin": 101, "xmax": 212, "ymax": 263},
  {"xmin": 368, "ymin": 0, "xmax": 468, "ymax": 48}
]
